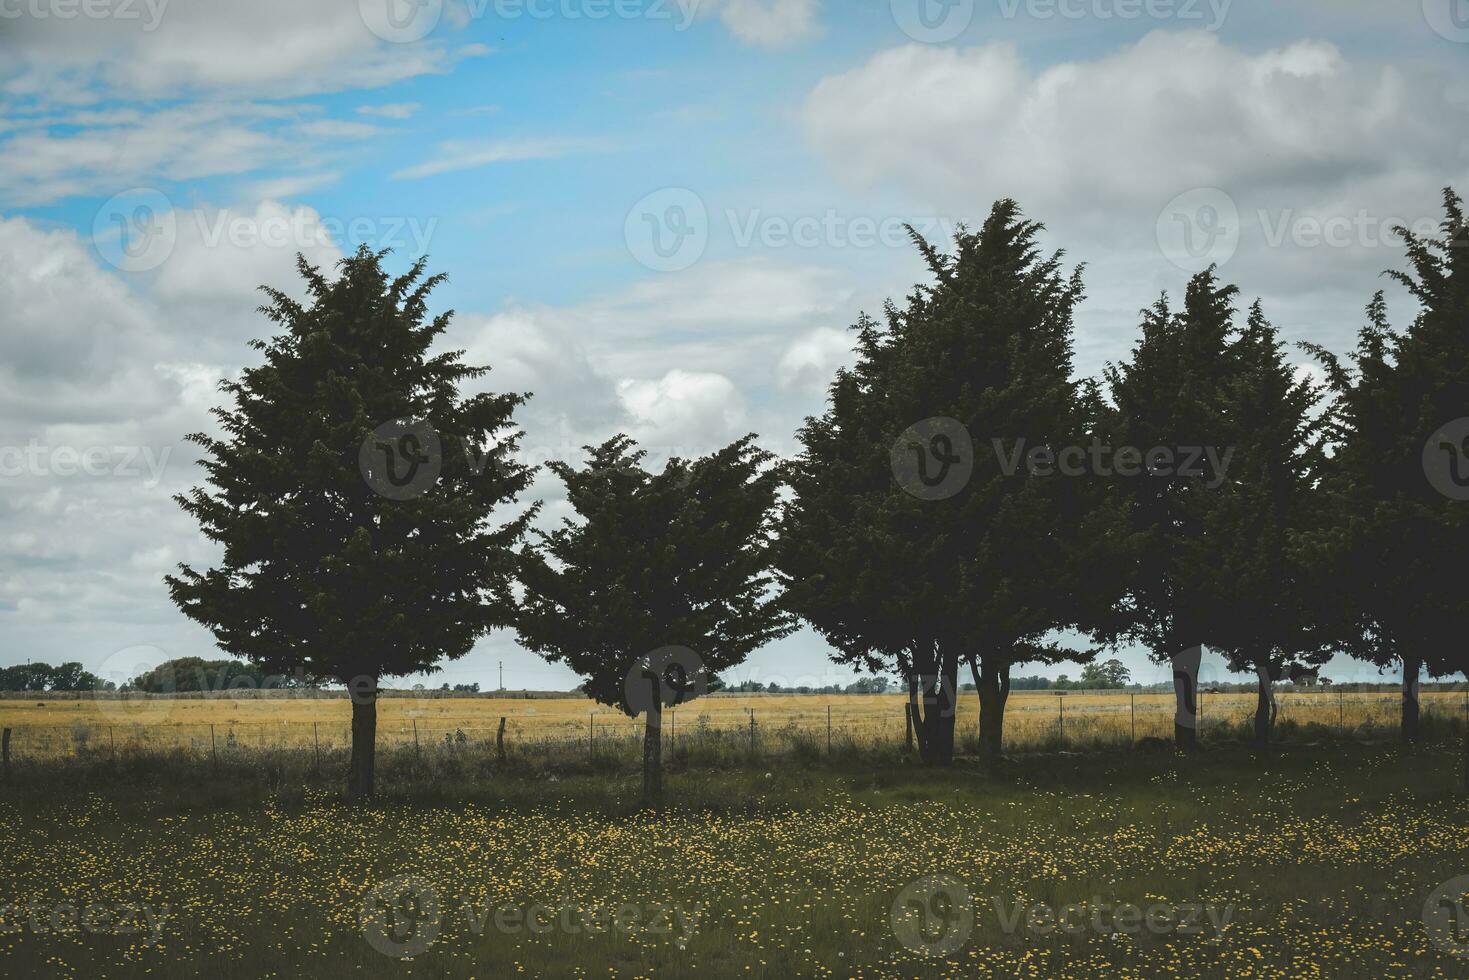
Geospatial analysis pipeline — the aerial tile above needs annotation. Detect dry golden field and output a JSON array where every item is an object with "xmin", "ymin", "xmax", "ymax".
[{"xmin": 1, "ymin": 688, "xmax": 1463, "ymax": 760}]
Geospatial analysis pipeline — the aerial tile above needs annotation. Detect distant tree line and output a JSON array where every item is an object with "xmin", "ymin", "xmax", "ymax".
[
  {"xmin": 0, "ymin": 661, "xmax": 109, "ymax": 692},
  {"xmin": 161, "ymin": 190, "xmax": 1469, "ymax": 802}
]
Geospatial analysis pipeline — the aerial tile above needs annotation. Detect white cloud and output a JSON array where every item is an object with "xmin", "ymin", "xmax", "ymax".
[
  {"xmin": 0, "ymin": 1, "xmax": 471, "ymax": 103},
  {"xmin": 777, "ymin": 327, "xmax": 854, "ymax": 392},
  {"xmin": 356, "ymin": 103, "xmax": 423, "ymax": 120},
  {"xmin": 618, "ymin": 370, "xmax": 748, "ymax": 456},
  {"xmin": 705, "ymin": 0, "xmax": 823, "ymax": 48},
  {"xmin": 802, "ymin": 32, "xmax": 1468, "ymax": 214},
  {"xmin": 391, "ymin": 139, "xmax": 599, "ymax": 179}
]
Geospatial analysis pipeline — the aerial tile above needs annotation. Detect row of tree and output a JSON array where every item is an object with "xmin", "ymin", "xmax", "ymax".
[
  {"xmin": 165, "ymin": 190, "xmax": 1469, "ymax": 801},
  {"xmin": 0, "ymin": 661, "xmax": 107, "ymax": 692}
]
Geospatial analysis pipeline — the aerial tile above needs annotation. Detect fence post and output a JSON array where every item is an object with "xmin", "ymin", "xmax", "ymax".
[
  {"xmin": 1339, "ymin": 690, "xmax": 1345, "ymax": 736},
  {"xmin": 109, "ymin": 726, "xmax": 116, "ymax": 762},
  {"xmin": 497, "ymin": 717, "xmax": 507, "ymax": 763},
  {"xmin": 1058, "ymin": 696, "xmax": 1064, "ymax": 747},
  {"xmin": 209, "ymin": 724, "xmax": 218, "ymax": 769},
  {"xmin": 2, "ymin": 728, "xmax": 10, "ymax": 781},
  {"xmin": 413, "ymin": 719, "xmax": 420, "ymax": 761},
  {"xmin": 827, "ymin": 704, "xmax": 832, "ymax": 754},
  {"xmin": 312, "ymin": 722, "xmax": 321, "ymax": 772},
  {"xmin": 1130, "ymin": 693, "xmax": 1136, "ymax": 744},
  {"xmin": 749, "ymin": 711, "xmax": 756, "ymax": 756},
  {"xmin": 588, "ymin": 714, "xmax": 594, "ymax": 761}
]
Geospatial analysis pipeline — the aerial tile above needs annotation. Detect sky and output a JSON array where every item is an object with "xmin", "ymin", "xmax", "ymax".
[{"xmin": 1, "ymin": 0, "xmax": 1467, "ymax": 692}]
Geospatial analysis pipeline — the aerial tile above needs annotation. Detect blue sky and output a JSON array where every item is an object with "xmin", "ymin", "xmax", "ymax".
[{"xmin": 2, "ymin": 1, "xmax": 1467, "ymax": 691}]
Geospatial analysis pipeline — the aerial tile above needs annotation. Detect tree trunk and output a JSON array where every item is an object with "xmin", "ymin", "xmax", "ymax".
[
  {"xmin": 1402, "ymin": 657, "xmax": 1421, "ymax": 745},
  {"xmin": 348, "ymin": 683, "xmax": 378, "ymax": 798},
  {"xmin": 1252, "ymin": 657, "xmax": 1274, "ymax": 749},
  {"xmin": 642, "ymin": 699, "xmax": 663, "ymax": 811},
  {"xmin": 906, "ymin": 675, "xmax": 930, "ymax": 761},
  {"xmin": 974, "ymin": 659, "xmax": 1010, "ymax": 773},
  {"xmin": 912, "ymin": 661, "xmax": 958, "ymax": 766},
  {"xmin": 1171, "ymin": 645, "xmax": 1202, "ymax": 750}
]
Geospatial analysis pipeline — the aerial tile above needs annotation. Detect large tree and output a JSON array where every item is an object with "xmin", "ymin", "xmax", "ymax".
[
  {"xmin": 1103, "ymin": 268, "xmax": 1241, "ymax": 748},
  {"xmin": 1306, "ymin": 189, "xmax": 1469, "ymax": 744},
  {"xmin": 1202, "ymin": 301, "xmax": 1331, "ymax": 747},
  {"xmin": 167, "ymin": 247, "xmax": 535, "ymax": 796},
  {"xmin": 781, "ymin": 200, "xmax": 1133, "ymax": 768},
  {"xmin": 515, "ymin": 435, "xmax": 792, "ymax": 809}
]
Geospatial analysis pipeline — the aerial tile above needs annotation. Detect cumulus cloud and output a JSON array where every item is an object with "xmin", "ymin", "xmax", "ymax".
[
  {"xmin": 704, "ymin": 0, "xmax": 823, "ymax": 48},
  {"xmin": 776, "ymin": 327, "xmax": 854, "ymax": 392},
  {"xmin": 802, "ymin": 32, "xmax": 1467, "ymax": 215},
  {"xmin": 0, "ymin": 0, "xmax": 469, "ymax": 103}
]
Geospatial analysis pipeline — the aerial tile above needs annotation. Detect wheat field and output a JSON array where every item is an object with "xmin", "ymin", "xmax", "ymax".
[{"xmin": 1, "ymin": 688, "xmax": 1462, "ymax": 760}]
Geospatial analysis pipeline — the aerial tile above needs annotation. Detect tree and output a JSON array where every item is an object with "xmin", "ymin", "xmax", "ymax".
[
  {"xmin": 167, "ymin": 247, "xmax": 535, "ymax": 797},
  {"xmin": 781, "ymin": 201, "xmax": 1133, "ymax": 768},
  {"xmin": 1306, "ymin": 189, "xmax": 1469, "ymax": 748},
  {"xmin": 1204, "ymin": 301, "xmax": 1331, "ymax": 747},
  {"xmin": 516, "ymin": 435, "xmax": 793, "ymax": 809},
  {"xmin": 0, "ymin": 662, "xmax": 105, "ymax": 692},
  {"xmin": 1079, "ymin": 658, "xmax": 1131, "ymax": 690},
  {"xmin": 1103, "ymin": 268, "xmax": 1242, "ymax": 748}
]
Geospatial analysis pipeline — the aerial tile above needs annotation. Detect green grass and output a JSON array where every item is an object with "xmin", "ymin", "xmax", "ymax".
[{"xmin": 3, "ymin": 739, "xmax": 1469, "ymax": 978}]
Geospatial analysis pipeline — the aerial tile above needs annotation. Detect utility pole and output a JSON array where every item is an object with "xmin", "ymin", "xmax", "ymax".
[{"xmin": 499, "ymin": 661, "xmax": 504, "ymax": 692}]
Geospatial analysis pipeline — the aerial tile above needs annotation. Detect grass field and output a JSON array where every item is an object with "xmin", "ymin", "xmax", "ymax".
[
  {"xmin": 4, "ymin": 739, "xmax": 1469, "ymax": 978},
  {"xmin": 1, "ymin": 689, "xmax": 1464, "ymax": 760}
]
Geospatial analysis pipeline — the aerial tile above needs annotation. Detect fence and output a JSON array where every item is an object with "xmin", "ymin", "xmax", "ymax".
[{"xmin": 1, "ymin": 689, "xmax": 1465, "ymax": 767}]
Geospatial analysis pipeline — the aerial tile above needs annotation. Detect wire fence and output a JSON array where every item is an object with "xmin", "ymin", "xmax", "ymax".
[{"xmin": 1, "ymin": 689, "xmax": 1465, "ymax": 765}]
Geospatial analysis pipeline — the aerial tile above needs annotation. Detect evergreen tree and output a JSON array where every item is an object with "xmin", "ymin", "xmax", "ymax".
[
  {"xmin": 1204, "ymin": 302, "xmax": 1331, "ymax": 746},
  {"xmin": 1103, "ymin": 267, "xmax": 1240, "ymax": 748},
  {"xmin": 1305, "ymin": 189, "xmax": 1469, "ymax": 746},
  {"xmin": 515, "ymin": 435, "xmax": 792, "ymax": 809},
  {"xmin": 782, "ymin": 200, "xmax": 1133, "ymax": 768},
  {"xmin": 167, "ymin": 247, "xmax": 535, "ymax": 796}
]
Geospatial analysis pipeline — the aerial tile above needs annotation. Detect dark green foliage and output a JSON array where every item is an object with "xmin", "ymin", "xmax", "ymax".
[
  {"xmin": 1200, "ymin": 301, "xmax": 1332, "ymax": 744},
  {"xmin": 515, "ymin": 434, "xmax": 793, "ymax": 805},
  {"xmin": 1305, "ymin": 189, "xmax": 1469, "ymax": 745},
  {"xmin": 126, "ymin": 656, "xmax": 313, "ymax": 693},
  {"xmin": 781, "ymin": 200, "xmax": 1134, "ymax": 767},
  {"xmin": 0, "ymin": 661, "xmax": 107, "ymax": 692},
  {"xmin": 166, "ymin": 246, "xmax": 535, "ymax": 793}
]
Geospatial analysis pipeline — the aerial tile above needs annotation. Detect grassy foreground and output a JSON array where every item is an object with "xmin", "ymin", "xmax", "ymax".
[{"xmin": 3, "ymin": 742, "xmax": 1469, "ymax": 978}]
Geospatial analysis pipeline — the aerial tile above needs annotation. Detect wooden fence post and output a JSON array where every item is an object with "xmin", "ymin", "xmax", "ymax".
[
  {"xmin": 2, "ymin": 728, "xmax": 10, "ymax": 781},
  {"xmin": 749, "ymin": 711, "xmax": 756, "ymax": 756},
  {"xmin": 209, "ymin": 724, "xmax": 218, "ymax": 769},
  {"xmin": 412, "ymin": 719, "xmax": 420, "ymax": 761},
  {"xmin": 1058, "ymin": 696, "xmax": 1065, "ymax": 747},
  {"xmin": 312, "ymin": 722, "xmax": 321, "ymax": 772},
  {"xmin": 827, "ymin": 704, "xmax": 832, "ymax": 754},
  {"xmin": 588, "ymin": 714, "xmax": 594, "ymax": 761},
  {"xmin": 1130, "ymin": 693, "xmax": 1136, "ymax": 744},
  {"xmin": 109, "ymin": 726, "xmax": 116, "ymax": 762},
  {"xmin": 497, "ymin": 717, "xmax": 507, "ymax": 763}
]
